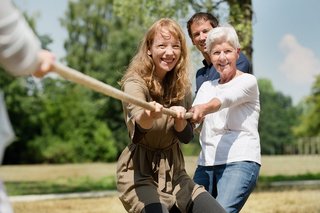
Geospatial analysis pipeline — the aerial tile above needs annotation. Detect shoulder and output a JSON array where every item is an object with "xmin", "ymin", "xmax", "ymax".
[
  {"xmin": 195, "ymin": 66, "xmax": 207, "ymax": 77},
  {"xmin": 239, "ymin": 52, "xmax": 249, "ymax": 60},
  {"xmin": 238, "ymin": 72, "xmax": 257, "ymax": 82},
  {"xmin": 198, "ymin": 80, "xmax": 218, "ymax": 93},
  {"xmin": 236, "ymin": 52, "xmax": 252, "ymax": 74},
  {"xmin": 236, "ymin": 73, "xmax": 258, "ymax": 89},
  {"xmin": 122, "ymin": 74, "xmax": 147, "ymax": 91},
  {"xmin": 196, "ymin": 59, "xmax": 210, "ymax": 77},
  {"xmin": 123, "ymin": 74, "xmax": 144, "ymax": 85}
]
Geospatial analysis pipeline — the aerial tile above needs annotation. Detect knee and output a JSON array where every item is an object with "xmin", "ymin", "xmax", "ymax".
[
  {"xmin": 141, "ymin": 203, "xmax": 169, "ymax": 213},
  {"xmin": 189, "ymin": 192, "xmax": 226, "ymax": 213}
]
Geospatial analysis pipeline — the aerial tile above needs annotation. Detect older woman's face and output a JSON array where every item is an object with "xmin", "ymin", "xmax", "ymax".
[{"xmin": 209, "ymin": 42, "xmax": 239, "ymax": 78}]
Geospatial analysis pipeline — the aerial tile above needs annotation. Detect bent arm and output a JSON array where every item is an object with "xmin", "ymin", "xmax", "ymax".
[{"xmin": 0, "ymin": 0, "xmax": 41, "ymax": 76}]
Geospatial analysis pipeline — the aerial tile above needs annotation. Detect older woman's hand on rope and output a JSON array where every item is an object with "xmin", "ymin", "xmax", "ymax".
[{"xmin": 188, "ymin": 104, "xmax": 208, "ymax": 124}]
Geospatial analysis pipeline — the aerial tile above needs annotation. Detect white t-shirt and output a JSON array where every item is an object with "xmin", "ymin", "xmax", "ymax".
[{"xmin": 192, "ymin": 73, "xmax": 261, "ymax": 166}]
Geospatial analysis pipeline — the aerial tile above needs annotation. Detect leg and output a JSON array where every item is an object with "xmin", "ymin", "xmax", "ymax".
[
  {"xmin": 169, "ymin": 204, "xmax": 181, "ymax": 213},
  {"xmin": 193, "ymin": 165, "xmax": 215, "ymax": 195},
  {"xmin": 189, "ymin": 192, "xmax": 226, "ymax": 213},
  {"xmin": 141, "ymin": 203, "xmax": 169, "ymax": 213},
  {"xmin": 215, "ymin": 161, "xmax": 260, "ymax": 213}
]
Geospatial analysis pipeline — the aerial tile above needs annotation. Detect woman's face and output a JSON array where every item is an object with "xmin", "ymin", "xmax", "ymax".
[
  {"xmin": 148, "ymin": 29, "xmax": 181, "ymax": 81},
  {"xmin": 209, "ymin": 41, "xmax": 239, "ymax": 80}
]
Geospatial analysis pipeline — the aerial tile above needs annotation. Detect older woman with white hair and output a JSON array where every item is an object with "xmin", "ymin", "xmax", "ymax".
[{"xmin": 189, "ymin": 24, "xmax": 261, "ymax": 213}]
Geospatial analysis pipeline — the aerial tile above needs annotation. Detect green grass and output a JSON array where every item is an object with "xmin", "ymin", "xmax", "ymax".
[
  {"xmin": 256, "ymin": 173, "xmax": 320, "ymax": 191},
  {"xmin": 5, "ymin": 176, "xmax": 116, "ymax": 196},
  {"xmin": 5, "ymin": 173, "xmax": 320, "ymax": 196},
  {"xmin": 259, "ymin": 172, "xmax": 320, "ymax": 182}
]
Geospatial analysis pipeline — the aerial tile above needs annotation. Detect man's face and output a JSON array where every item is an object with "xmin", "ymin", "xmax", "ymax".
[{"xmin": 190, "ymin": 20, "xmax": 213, "ymax": 54}]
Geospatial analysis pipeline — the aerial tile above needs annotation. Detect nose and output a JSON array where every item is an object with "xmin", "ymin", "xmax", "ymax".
[
  {"xmin": 199, "ymin": 32, "xmax": 206, "ymax": 41},
  {"xmin": 218, "ymin": 51, "xmax": 227, "ymax": 61},
  {"xmin": 165, "ymin": 46, "xmax": 174, "ymax": 55}
]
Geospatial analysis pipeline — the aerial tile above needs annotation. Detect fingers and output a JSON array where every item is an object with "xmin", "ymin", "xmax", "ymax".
[
  {"xmin": 189, "ymin": 106, "xmax": 204, "ymax": 123},
  {"xmin": 33, "ymin": 49, "xmax": 56, "ymax": 78},
  {"xmin": 170, "ymin": 106, "xmax": 187, "ymax": 119},
  {"xmin": 146, "ymin": 101, "xmax": 163, "ymax": 119}
]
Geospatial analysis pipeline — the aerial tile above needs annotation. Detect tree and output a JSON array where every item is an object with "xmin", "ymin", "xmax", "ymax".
[
  {"xmin": 61, "ymin": 0, "xmax": 131, "ymax": 152},
  {"xmin": 113, "ymin": 0, "xmax": 190, "ymax": 27},
  {"xmin": 226, "ymin": 0, "xmax": 253, "ymax": 60},
  {"xmin": 293, "ymin": 75, "xmax": 320, "ymax": 137},
  {"xmin": 258, "ymin": 79, "xmax": 299, "ymax": 154},
  {"xmin": 61, "ymin": 0, "xmax": 191, "ymax": 152},
  {"xmin": 0, "ymin": 12, "xmax": 56, "ymax": 163},
  {"xmin": 2, "ymin": 0, "xmax": 257, "ymax": 163},
  {"xmin": 2, "ymin": 8, "xmax": 117, "ymax": 164}
]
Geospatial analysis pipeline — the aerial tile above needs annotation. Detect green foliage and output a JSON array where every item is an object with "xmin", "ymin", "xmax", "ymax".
[
  {"xmin": 181, "ymin": 135, "xmax": 201, "ymax": 156},
  {"xmin": 114, "ymin": 0, "xmax": 190, "ymax": 28},
  {"xmin": 2, "ymin": 76, "xmax": 44, "ymax": 163},
  {"xmin": 61, "ymin": 0, "xmax": 131, "ymax": 153},
  {"xmin": 256, "ymin": 173, "xmax": 320, "ymax": 191},
  {"xmin": 4, "ymin": 78, "xmax": 117, "ymax": 163},
  {"xmin": 293, "ymin": 75, "xmax": 320, "ymax": 137},
  {"xmin": 258, "ymin": 79, "xmax": 299, "ymax": 154},
  {"xmin": 227, "ymin": 0, "xmax": 253, "ymax": 59},
  {"xmin": 7, "ymin": 0, "xmax": 309, "ymax": 161}
]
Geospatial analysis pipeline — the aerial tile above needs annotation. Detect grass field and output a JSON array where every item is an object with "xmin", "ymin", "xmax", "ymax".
[
  {"xmin": 12, "ymin": 189, "xmax": 320, "ymax": 213},
  {"xmin": 1, "ymin": 155, "xmax": 320, "ymax": 213}
]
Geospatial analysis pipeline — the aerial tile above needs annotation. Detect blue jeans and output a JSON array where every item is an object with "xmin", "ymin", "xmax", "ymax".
[{"xmin": 193, "ymin": 161, "xmax": 260, "ymax": 213}]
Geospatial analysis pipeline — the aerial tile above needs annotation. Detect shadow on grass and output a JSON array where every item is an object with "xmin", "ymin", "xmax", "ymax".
[
  {"xmin": 256, "ymin": 173, "xmax": 320, "ymax": 191},
  {"xmin": 5, "ymin": 176, "xmax": 116, "ymax": 195},
  {"xmin": 5, "ymin": 173, "xmax": 320, "ymax": 196}
]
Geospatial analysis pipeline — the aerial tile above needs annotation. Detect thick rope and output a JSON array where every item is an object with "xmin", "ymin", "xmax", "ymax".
[{"xmin": 52, "ymin": 62, "xmax": 193, "ymax": 119}]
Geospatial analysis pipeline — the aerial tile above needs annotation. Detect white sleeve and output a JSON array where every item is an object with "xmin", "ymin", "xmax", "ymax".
[
  {"xmin": 192, "ymin": 82, "xmax": 212, "ymax": 106},
  {"xmin": 0, "ymin": 0, "xmax": 41, "ymax": 76},
  {"xmin": 218, "ymin": 74, "xmax": 259, "ymax": 109}
]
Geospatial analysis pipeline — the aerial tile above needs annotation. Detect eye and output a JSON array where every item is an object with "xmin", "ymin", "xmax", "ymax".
[
  {"xmin": 202, "ymin": 29, "xmax": 210, "ymax": 34},
  {"xmin": 158, "ymin": 44, "xmax": 165, "ymax": 49},
  {"xmin": 173, "ymin": 44, "xmax": 181, "ymax": 49},
  {"xmin": 193, "ymin": 32, "xmax": 200, "ymax": 38},
  {"xmin": 212, "ymin": 51, "xmax": 220, "ymax": 56}
]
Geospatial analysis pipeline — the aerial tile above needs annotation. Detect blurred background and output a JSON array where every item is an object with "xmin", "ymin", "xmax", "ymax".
[
  {"xmin": 1, "ymin": 0, "xmax": 319, "ymax": 164},
  {"xmin": 1, "ymin": 1, "xmax": 320, "ymax": 212}
]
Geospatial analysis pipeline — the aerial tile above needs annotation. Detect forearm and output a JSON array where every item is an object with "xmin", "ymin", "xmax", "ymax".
[
  {"xmin": 175, "ymin": 121, "xmax": 194, "ymax": 144},
  {"xmin": 174, "ymin": 119, "xmax": 187, "ymax": 132},
  {"xmin": 0, "ymin": 0, "xmax": 41, "ymax": 76},
  {"xmin": 135, "ymin": 111, "xmax": 154, "ymax": 130},
  {"xmin": 205, "ymin": 98, "xmax": 221, "ymax": 114},
  {"xmin": 190, "ymin": 98, "xmax": 222, "ymax": 123}
]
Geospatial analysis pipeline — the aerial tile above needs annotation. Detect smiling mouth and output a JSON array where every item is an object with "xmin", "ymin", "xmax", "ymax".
[
  {"xmin": 162, "ymin": 58, "xmax": 175, "ymax": 63},
  {"xmin": 219, "ymin": 63, "xmax": 229, "ymax": 69}
]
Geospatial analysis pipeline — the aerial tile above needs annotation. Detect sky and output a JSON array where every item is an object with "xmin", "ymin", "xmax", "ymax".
[{"xmin": 13, "ymin": 0, "xmax": 320, "ymax": 105}]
